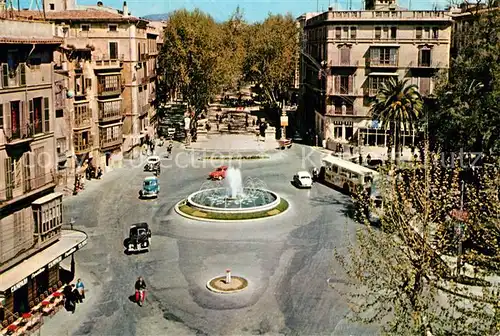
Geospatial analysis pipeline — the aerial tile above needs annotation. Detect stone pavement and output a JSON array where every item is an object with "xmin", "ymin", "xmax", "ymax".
[{"xmin": 186, "ymin": 133, "xmax": 280, "ymax": 152}]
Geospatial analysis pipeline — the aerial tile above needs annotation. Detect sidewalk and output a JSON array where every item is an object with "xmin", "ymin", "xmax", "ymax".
[
  {"xmin": 185, "ymin": 133, "xmax": 279, "ymax": 152},
  {"xmin": 313, "ymin": 145, "xmax": 416, "ymax": 162}
]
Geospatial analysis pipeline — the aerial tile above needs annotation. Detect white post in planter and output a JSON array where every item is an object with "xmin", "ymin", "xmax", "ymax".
[{"xmin": 225, "ymin": 269, "xmax": 231, "ymax": 284}]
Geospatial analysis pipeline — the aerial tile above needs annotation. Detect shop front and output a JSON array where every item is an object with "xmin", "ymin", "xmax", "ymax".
[{"xmin": 0, "ymin": 230, "xmax": 87, "ymax": 316}]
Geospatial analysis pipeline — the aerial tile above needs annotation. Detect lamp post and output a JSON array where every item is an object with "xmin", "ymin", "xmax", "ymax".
[{"xmin": 69, "ymin": 218, "xmax": 75, "ymax": 230}]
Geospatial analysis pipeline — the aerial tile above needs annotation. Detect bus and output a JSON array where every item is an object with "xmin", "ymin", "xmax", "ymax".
[{"xmin": 320, "ymin": 156, "xmax": 379, "ymax": 195}]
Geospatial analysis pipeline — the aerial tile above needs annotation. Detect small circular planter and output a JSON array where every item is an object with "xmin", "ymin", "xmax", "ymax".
[{"xmin": 206, "ymin": 276, "xmax": 249, "ymax": 294}]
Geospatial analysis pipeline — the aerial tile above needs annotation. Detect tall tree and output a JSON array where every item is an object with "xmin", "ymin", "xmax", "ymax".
[
  {"xmin": 242, "ymin": 14, "xmax": 299, "ymax": 122},
  {"xmin": 157, "ymin": 9, "xmax": 225, "ymax": 126},
  {"xmin": 335, "ymin": 153, "xmax": 500, "ymax": 334},
  {"xmin": 430, "ymin": 5, "xmax": 500, "ymax": 155},
  {"xmin": 370, "ymin": 78, "xmax": 423, "ymax": 165}
]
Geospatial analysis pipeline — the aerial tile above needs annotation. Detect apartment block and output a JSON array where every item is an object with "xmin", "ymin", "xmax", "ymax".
[
  {"xmin": 18, "ymin": 0, "xmax": 161, "ymax": 180},
  {"xmin": 0, "ymin": 17, "xmax": 87, "ymax": 317},
  {"xmin": 300, "ymin": 0, "xmax": 452, "ymax": 148}
]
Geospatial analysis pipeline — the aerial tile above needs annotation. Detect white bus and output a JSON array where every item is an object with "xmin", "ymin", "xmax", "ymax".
[{"xmin": 320, "ymin": 156, "xmax": 379, "ymax": 195}]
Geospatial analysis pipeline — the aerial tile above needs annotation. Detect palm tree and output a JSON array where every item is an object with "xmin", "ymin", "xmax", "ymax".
[{"xmin": 370, "ymin": 78, "xmax": 424, "ymax": 165}]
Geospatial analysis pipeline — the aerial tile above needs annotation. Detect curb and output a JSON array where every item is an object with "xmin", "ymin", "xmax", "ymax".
[
  {"xmin": 206, "ymin": 276, "xmax": 249, "ymax": 294},
  {"xmin": 173, "ymin": 200, "xmax": 290, "ymax": 223}
]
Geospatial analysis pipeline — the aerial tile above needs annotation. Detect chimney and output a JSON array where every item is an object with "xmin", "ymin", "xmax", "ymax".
[{"xmin": 122, "ymin": 1, "xmax": 128, "ymax": 17}]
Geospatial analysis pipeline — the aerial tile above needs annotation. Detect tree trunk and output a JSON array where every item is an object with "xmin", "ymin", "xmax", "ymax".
[
  {"xmin": 387, "ymin": 123, "xmax": 394, "ymax": 162},
  {"xmin": 395, "ymin": 122, "xmax": 401, "ymax": 166}
]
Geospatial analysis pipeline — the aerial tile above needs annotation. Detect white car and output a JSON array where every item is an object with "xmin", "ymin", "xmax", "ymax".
[
  {"xmin": 293, "ymin": 171, "xmax": 313, "ymax": 188},
  {"xmin": 144, "ymin": 156, "xmax": 161, "ymax": 172}
]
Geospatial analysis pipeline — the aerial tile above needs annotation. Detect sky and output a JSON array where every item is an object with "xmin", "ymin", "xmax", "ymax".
[{"xmin": 18, "ymin": 0, "xmax": 447, "ymax": 22}]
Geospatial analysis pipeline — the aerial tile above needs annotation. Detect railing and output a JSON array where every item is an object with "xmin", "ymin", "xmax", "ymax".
[
  {"xmin": 73, "ymin": 134, "xmax": 93, "ymax": 154},
  {"xmin": 92, "ymin": 54, "xmax": 124, "ymax": 68},
  {"xmin": 1, "ymin": 63, "xmax": 26, "ymax": 88},
  {"xmin": 99, "ymin": 129, "xmax": 122, "ymax": 148},
  {"xmin": 97, "ymin": 74, "xmax": 121, "ymax": 96},
  {"xmin": 0, "ymin": 171, "xmax": 55, "ymax": 203},
  {"xmin": 98, "ymin": 101, "xmax": 122, "ymax": 122},
  {"xmin": 4, "ymin": 124, "xmax": 34, "ymax": 143},
  {"xmin": 329, "ymin": 59, "xmax": 359, "ymax": 67},
  {"xmin": 323, "ymin": 10, "xmax": 447, "ymax": 21},
  {"xmin": 329, "ymin": 88, "xmax": 358, "ymax": 96},
  {"xmin": 364, "ymin": 87, "xmax": 379, "ymax": 96},
  {"xmin": 74, "ymin": 110, "xmax": 91, "ymax": 128},
  {"xmin": 408, "ymin": 61, "xmax": 442, "ymax": 69},
  {"xmin": 367, "ymin": 58, "xmax": 398, "ymax": 67}
]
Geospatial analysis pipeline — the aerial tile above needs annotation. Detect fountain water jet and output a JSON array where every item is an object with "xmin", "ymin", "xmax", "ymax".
[{"xmin": 226, "ymin": 167, "xmax": 244, "ymax": 199}]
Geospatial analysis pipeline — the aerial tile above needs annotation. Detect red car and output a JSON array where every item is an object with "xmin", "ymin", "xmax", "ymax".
[{"xmin": 209, "ymin": 166, "xmax": 228, "ymax": 180}]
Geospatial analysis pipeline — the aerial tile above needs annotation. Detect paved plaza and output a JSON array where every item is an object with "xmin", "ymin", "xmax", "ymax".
[{"xmin": 42, "ymin": 137, "xmax": 377, "ymax": 336}]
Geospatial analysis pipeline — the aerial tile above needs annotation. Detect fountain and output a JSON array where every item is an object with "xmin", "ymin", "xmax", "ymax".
[{"xmin": 177, "ymin": 167, "xmax": 288, "ymax": 219}]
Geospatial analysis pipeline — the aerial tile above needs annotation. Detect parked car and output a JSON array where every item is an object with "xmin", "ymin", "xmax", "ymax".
[
  {"xmin": 144, "ymin": 156, "xmax": 161, "ymax": 174},
  {"xmin": 209, "ymin": 166, "xmax": 228, "ymax": 180},
  {"xmin": 293, "ymin": 171, "xmax": 313, "ymax": 188},
  {"xmin": 126, "ymin": 222, "xmax": 151, "ymax": 253},
  {"xmin": 139, "ymin": 176, "xmax": 159, "ymax": 198}
]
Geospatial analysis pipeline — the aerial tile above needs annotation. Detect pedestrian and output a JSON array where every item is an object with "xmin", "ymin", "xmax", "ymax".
[
  {"xmin": 72, "ymin": 284, "xmax": 83, "ymax": 303},
  {"xmin": 215, "ymin": 114, "xmax": 219, "ymax": 122},
  {"xmin": 216, "ymin": 122, "xmax": 219, "ymax": 132},
  {"xmin": 96, "ymin": 167, "xmax": 102, "ymax": 179},
  {"xmin": 134, "ymin": 277, "xmax": 147, "ymax": 307},
  {"xmin": 63, "ymin": 285, "xmax": 76, "ymax": 313},
  {"xmin": 76, "ymin": 278, "xmax": 85, "ymax": 300},
  {"xmin": 350, "ymin": 145, "xmax": 354, "ymax": 156},
  {"xmin": 0, "ymin": 301, "xmax": 5, "ymax": 322}
]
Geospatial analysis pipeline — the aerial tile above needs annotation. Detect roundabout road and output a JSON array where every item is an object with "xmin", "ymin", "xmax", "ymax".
[{"xmin": 57, "ymin": 143, "xmax": 377, "ymax": 336}]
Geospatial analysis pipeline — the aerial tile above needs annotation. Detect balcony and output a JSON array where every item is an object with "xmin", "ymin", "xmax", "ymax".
[
  {"xmin": 364, "ymin": 87, "xmax": 379, "ymax": 96},
  {"xmin": 326, "ymin": 105, "xmax": 355, "ymax": 116},
  {"xmin": 99, "ymin": 126, "xmax": 122, "ymax": 149},
  {"xmin": 329, "ymin": 88, "xmax": 358, "ymax": 96},
  {"xmin": 329, "ymin": 59, "xmax": 359, "ymax": 67},
  {"xmin": 0, "ymin": 171, "xmax": 55, "ymax": 204},
  {"xmin": 74, "ymin": 103, "xmax": 91, "ymax": 129},
  {"xmin": 73, "ymin": 132, "xmax": 93, "ymax": 154},
  {"xmin": 97, "ymin": 73, "xmax": 121, "ymax": 96},
  {"xmin": 92, "ymin": 54, "xmax": 124, "ymax": 69},
  {"xmin": 4, "ymin": 123, "xmax": 34, "ymax": 145},
  {"xmin": 408, "ymin": 61, "xmax": 442, "ymax": 69},
  {"xmin": 1, "ymin": 63, "xmax": 26, "ymax": 89},
  {"xmin": 98, "ymin": 99, "xmax": 122, "ymax": 122},
  {"xmin": 367, "ymin": 58, "xmax": 398, "ymax": 68}
]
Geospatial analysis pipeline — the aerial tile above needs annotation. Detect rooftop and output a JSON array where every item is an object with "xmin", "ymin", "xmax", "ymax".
[
  {"xmin": 15, "ymin": 8, "xmax": 143, "ymax": 22},
  {"xmin": 0, "ymin": 19, "xmax": 63, "ymax": 44}
]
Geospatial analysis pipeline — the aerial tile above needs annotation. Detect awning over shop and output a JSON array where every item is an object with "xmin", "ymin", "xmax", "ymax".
[
  {"xmin": 0, "ymin": 230, "xmax": 88, "ymax": 295},
  {"xmin": 368, "ymin": 72, "xmax": 399, "ymax": 76}
]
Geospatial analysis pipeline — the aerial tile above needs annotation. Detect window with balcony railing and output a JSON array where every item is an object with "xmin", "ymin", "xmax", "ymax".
[
  {"xmin": 99, "ymin": 100, "xmax": 121, "ymax": 121},
  {"xmin": 98, "ymin": 74, "xmax": 121, "ymax": 95},
  {"xmin": 333, "ymin": 75, "xmax": 354, "ymax": 94},
  {"xmin": 369, "ymin": 47, "xmax": 398, "ymax": 66},
  {"xmin": 74, "ymin": 103, "xmax": 91, "ymax": 127},
  {"xmin": 100, "ymin": 124, "xmax": 122, "ymax": 147},
  {"xmin": 1, "ymin": 63, "xmax": 26, "ymax": 88},
  {"xmin": 419, "ymin": 49, "xmax": 432, "ymax": 67},
  {"xmin": 368, "ymin": 76, "xmax": 394, "ymax": 96},
  {"xmin": 74, "ymin": 130, "xmax": 92, "ymax": 153}
]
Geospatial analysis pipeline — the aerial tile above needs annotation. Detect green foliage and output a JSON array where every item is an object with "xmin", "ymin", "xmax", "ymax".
[
  {"xmin": 242, "ymin": 14, "xmax": 300, "ymax": 112},
  {"xmin": 334, "ymin": 151, "xmax": 500, "ymax": 334},
  {"xmin": 370, "ymin": 78, "xmax": 423, "ymax": 165},
  {"xmin": 157, "ymin": 9, "xmax": 227, "ymax": 123},
  {"xmin": 430, "ymin": 7, "xmax": 500, "ymax": 154}
]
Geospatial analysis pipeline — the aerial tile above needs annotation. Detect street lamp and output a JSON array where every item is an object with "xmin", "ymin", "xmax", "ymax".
[{"xmin": 69, "ymin": 217, "xmax": 75, "ymax": 230}]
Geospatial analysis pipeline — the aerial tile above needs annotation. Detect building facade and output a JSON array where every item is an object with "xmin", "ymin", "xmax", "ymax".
[
  {"xmin": 0, "ymin": 17, "xmax": 87, "ymax": 318},
  {"xmin": 301, "ymin": 1, "xmax": 452, "ymax": 148}
]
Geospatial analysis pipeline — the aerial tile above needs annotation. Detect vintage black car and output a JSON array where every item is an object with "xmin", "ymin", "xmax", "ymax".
[
  {"xmin": 144, "ymin": 156, "xmax": 161, "ymax": 174},
  {"xmin": 126, "ymin": 222, "xmax": 151, "ymax": 253}
]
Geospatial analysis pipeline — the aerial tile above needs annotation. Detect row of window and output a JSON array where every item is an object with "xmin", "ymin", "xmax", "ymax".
[
  {"xmin": 0, "ymin": 98, "xmax": 50, "ymax": 136},
  {"xmin": 334, "ymin": 26, "xmax": 440, "ymax": 39},
  {"xmin": 327, "ymin": 75, "xmax": 432, "ymax": 95}
]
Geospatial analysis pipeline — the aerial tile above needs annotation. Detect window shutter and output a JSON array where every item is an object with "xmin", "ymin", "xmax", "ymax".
[
  {"xmin": 44, "ymin": 97, "xmax": 50, "ymax": 132},
  {"xmin": 2, "ymin": 64, "xmax": 8, "ymax": 87},
  {"xmin": 389, "ymin": 48, "xmax": 397, "ymax": 64},
  {"xmin": 29, "ymin": 99, "xmax": 34, "ymax": 124},
  {"xmin": 4, "ymin": 103, "xmax": 11, "ymax": 137},
  {"xmin": 334, "ymin": 76, "xmax": 340, "ymax": 94},
  {"xmin": 348, "ymin": 75, "xmax": 353, "ymax": 94},
  {"xmin": 20, "ymin": 101, "xmax": 25, "ymax": 134},
  {"xmin": 20, "ymin": 64, "xmax": 26, "ymax": 85},
  {"xmin": 370, "ymin": 48, "xmax": 380, "ymax": 63}
]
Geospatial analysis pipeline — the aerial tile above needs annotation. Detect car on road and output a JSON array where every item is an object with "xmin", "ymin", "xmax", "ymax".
[
  {"xmin": 139, "ymin": 176, "xmax": 160, "ymax": 198},
  {"xmin": 209, "ymin": 166, "xmax": 228, "ymax": 180},
  {"xmin": 293, "ymin": 171, "xmax": 313, "ymax": 188},
  {"xmin": 144, "ymin": 156, "xmax": 161, "ymax": 174},
  {"xmin": 126, "ymin": 222, "xmax": 151, "ymax": 253}
]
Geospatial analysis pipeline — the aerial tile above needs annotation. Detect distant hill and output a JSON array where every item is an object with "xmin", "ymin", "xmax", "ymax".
[{"xmin": 142, "ymin": 13, "xmax": 169, "ymax": 21}]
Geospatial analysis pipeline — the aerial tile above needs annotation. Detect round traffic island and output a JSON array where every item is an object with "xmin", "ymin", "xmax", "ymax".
[{"xmin": 207, "ymin": 275, "xmax": 249, "ymax": 294}]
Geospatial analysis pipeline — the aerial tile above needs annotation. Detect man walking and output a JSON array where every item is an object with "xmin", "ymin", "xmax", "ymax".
[{"xmin": 135, "ymin": 277, "xmax": 147, "ymax": 307}]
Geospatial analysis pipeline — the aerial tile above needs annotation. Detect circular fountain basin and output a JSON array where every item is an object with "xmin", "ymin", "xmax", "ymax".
[{"xmin": 186, "ymin": 187, "xmax": 280, "ymax": 214}]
